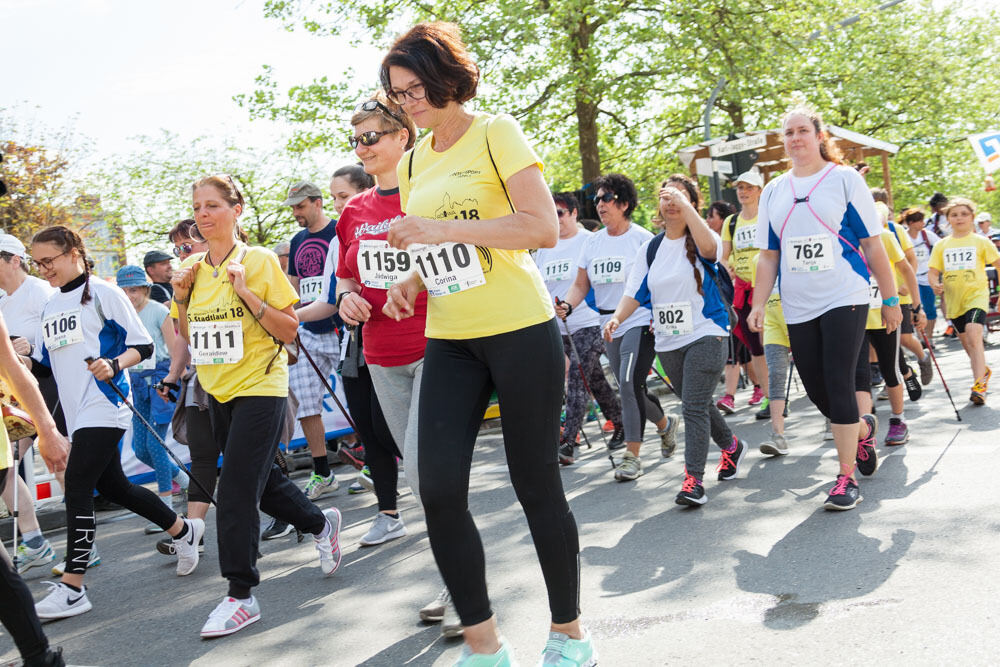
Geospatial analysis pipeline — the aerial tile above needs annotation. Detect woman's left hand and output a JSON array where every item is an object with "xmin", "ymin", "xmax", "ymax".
[
  {"xmin": 226, "ymin": 260, "xmax": 249, "ymax": 298},
  {"xmin": 387, "ymin": 216, "xmax": 451, "ymax": 250}
]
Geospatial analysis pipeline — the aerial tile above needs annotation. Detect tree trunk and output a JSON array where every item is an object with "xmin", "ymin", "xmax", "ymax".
[{"xmin": 577, "ymin": 96, "xmax": 601, "ymax": 186}]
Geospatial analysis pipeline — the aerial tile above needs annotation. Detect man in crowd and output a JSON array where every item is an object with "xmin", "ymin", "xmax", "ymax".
[{"xmin": 143, "ymin": 250, "xmax": 174, "ymax": 304}]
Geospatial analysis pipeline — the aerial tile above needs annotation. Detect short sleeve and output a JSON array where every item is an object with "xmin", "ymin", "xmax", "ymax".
[
  {"xmin": 486, "ymin": 114, "xmax": 543, "ymax": 182},
  {"xmin": 286, "ymin": 233, "xmax": 301, "ymax": 277},
  {"xmin": 722, "ymin": 215, "xmax": 734, "ymax": 243},
  {"xmin": 757, "ymin": 182, "xmax": 780, "ymax": 251},
  {"xmin": 397, "ymin": 149, "xmax": 413, "ymax": 213},
  {"xmin": 844, "ymin": 168, "xmax": 881, "ymax": 238},
  {"xmin": 102, "ymin": 285, "xmax": 154, "ymax": 347},
  {"xmin": 984, "ymin": 237, "xmax": 1000, "ymax": 265},
  {"xmin": 249, "ymin": 248, "xmax": 298, "ymax": 310},
  {"xmin": 894, "ymin": 225, "xmax": 913, "ymax": 252},
  {"xmin": 625, "ymin": 239, "xmax": 652, "ymax": 299},
  {"xmin": 928, "ymin": 242, "xmax": 944, "ymax": 272},
  {"xmin": 885, "ymin": 232, "xmax": 905, "ymax": 265},
  {"xmin": 577, "ymin": 233, "xmax": 594, "ymax": 270},
  {"xmin": 169, "ymin": 299, "xmax": 178, "ymax": 319},
  {"xmin": 335, "ymin": 207, "xmax": 355, "ymax": 280}
]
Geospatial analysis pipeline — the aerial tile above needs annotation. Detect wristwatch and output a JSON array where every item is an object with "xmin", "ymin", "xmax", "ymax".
[{"xmin": 882, "ymin": 296, "xmax": 900, "ymax": 307}]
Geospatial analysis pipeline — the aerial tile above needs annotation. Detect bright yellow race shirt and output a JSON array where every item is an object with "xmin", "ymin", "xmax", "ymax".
[
  {"xmin": 398, "ymin": 112, "xmax": 555, "ymax": 339},
  {"xmin": 867, "ymin": 230, "xmax": 904, "ymax": 330},
  {"xmin": 888, "ymin": 222, "xmax": 914, "ymax": 305},
  {"xmin": 928, "ymin": 233, "xmax": 1000, "ymax": 319},
  {"xmin": 722, "ymin": 214, "xmax": 760, "ymax": 283},
  {"xmin": 181, "ymin": 243, "xmax": 299, "ymax": 403},
  {"xmin": 0, "ymin": 414, "xmax": 11, "ymax": 471}
]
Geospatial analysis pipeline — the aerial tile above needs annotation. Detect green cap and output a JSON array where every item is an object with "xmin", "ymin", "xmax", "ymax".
[{"xmin": 282, "ymin": 181, "xmax": 323, "ymax": 206}]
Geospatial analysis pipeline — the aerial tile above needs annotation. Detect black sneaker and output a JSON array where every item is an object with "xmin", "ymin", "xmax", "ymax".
[
  {"xmin": 608, "ymin": 425, "xmax": 626, "ymax": 451},
  {"xmin": 903, "ymin": 373, "xmax": 922, "ymax": 401},
  {"xmin": 870, "ymin": 363, "xmax": 884, "ymax": 387},
  {"xmin": 755, "ymin": 400, "xmax": 770, "ymax": 420},
  {"xmin": 823, "ymin": 475, "xmax": 861, "ymax": 511},
  {"xmin": 856, "ymin": 414, "xmax": 878, "ymax": 477},
  {"xmin": 262, "ymin": 519, "xmax": 293, "ymax": 540},
  {"xmin": 157, "ymin": 534, "xmax": 205, "ymax": 556},
  {"xmin": 675, "ymin": 472, "xmax": 707, "ymax": 506},
  {"xmin": 717, "ymin": 438, "xmax": 747, "ymax": 481},
  {"xmin": 558, "ymin": 439, "xmax": 576, "ymax": 466}
]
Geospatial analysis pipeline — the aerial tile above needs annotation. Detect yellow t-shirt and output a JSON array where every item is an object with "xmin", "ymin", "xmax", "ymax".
[
  {"xmin": 763, "ymin": 289, "xmax": 789, "ymax": 347},
  {"xmin": 928, "ymin": 233, "xmax": 1000, "ymax": 319},
  {"xmin": 722, "ymin": 214, "xmax": 760, "ymax": 284},
  {"xmin": 867, "ymin": 230, "xmax": 904, "ymax": 330},
  {"xmin": 0, "ymin": 413, "xmax": 11, "ymax": 471},
  {"xmin": 181, "ymin": 243, "xmax": 299, "ymax": 403},
  {"xmin": 888, "ymin": 222, "xmax": 914, "ymax": 305},
  {"xmin": 398, "ymin": 112, "xmax": 555, "ymax": 340}
]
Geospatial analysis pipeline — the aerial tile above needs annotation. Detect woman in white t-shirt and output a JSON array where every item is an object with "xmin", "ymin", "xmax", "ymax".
[
  {"xmin": 605, "ymin": 174, "xmax": 746, "ymax": 506},
  {"xmin": 901, "ymin": 207, "xmax": 941, "ymax": 342},
  {"xmin": 748, "ymin": 105, "xmax": 901, "ymax": 512}
]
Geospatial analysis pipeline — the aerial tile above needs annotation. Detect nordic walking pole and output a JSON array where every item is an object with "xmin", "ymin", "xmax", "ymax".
[
  {"xmin": 11, "ymin": 440, "xmax": 19, "ymax": 554},
  {"xmin": 917, "ymin": 330, "xmax": 961, "ymax": 421},
  {"xmin": 85, "ymin": 358, "xmax": 218, "ymax": 506},
  {"xmin": 784, "ymin": 356, "xmax": 795, "ymax": 404},
  {"xmin": 553, "ymin": 300, "xmax": 606, "ymax": 451}
]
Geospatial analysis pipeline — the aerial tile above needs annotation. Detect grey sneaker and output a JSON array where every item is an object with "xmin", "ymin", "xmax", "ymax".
[
  {"xmin": 658, "ymin": 416, "xmax": 679, "ymax": 458},
  {"xmin": 614, "ymin": 452, "xmax": 643, "ymax": 482},
  {"xmin": 14, "ymin": 539, "xmax": 57, "ymax": 574},
  {"xmin": 759, "ymin": 432, "xmax": 789, "ymax": 456},
  {"xmin": 304, "ymin": 472, "xmax": 339, "ymax": 500},
  {"xmin": 441, "ymin": 599, "xmax": 464, "ymax": 638},
  {"xmin": 359, "ymin": 512, "xmax": 407, "ymax": 547},
  {"xmin": 419, "ymin": 587, "xmax": 450, "ymax": 622},
  {"xmin": 918, "ymin": 353, "xmax": 933, "ymax": 386},
  {"xmin": 822, "ymin": 418, "xmax": 835, "ymax": 441}
]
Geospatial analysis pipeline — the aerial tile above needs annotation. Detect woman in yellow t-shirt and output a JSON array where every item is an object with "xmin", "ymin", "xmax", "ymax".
[
  {"xmin": 379, "ymin": 22, "xmax": 591, "ymax": 666},
  {"xmin": 171, "ymin": 175, "xmax": 342, "ymax": 638},
  {"xmin": 928, "ymin": 197, "xmax": 1000, "ymax": 404}
]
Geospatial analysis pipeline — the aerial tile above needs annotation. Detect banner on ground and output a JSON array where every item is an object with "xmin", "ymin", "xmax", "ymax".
[{"xmin": 968, "ymin": 131, "xmax": 1000, "ymax": 174}]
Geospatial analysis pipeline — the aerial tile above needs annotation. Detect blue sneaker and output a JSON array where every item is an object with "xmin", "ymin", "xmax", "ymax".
[
  {"xmin": 455, "ymin": 637, "xmax": 517, "ymax": 666},
  {"xmin": 539, "ymin": 629, "xmax": 597, "ymax": 666}
]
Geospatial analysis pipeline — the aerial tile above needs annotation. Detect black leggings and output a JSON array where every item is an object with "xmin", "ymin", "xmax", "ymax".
[
  {"xmin": 64, "ymin": 427, "xmax": 178, "ymax": 575},
  {"xmin": 866, "ymin": 328, "xmax": 909, "ymax": 389},
  {"xmin": 418, "ymin": 319, "xmax": 580, "ymax": 626},
  {"xmin": 342, "ymin": 366, "xmax": 400, "ymax": 512},
  {"xmin": 786, "ymin": 305, "xmax": 868, "ymax": 425},
  {"xmin": 185, "ymin": 404, "xmax": 219, "ymax": 504}
]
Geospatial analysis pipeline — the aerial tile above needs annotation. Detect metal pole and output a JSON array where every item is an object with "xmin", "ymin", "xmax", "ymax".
[{"xmin": 703, "ymin": 76, "xmax": 727, "ymax": 204}]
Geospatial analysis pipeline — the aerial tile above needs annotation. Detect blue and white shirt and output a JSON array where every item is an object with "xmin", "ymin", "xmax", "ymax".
[
  {"xmin": 756, "ymin": 164, "xmax": 882, "ymax": 324},
  {"xmin": 535, "ymin": 230, "xmax": 600, "ymax": 335},
  {"xmin": 576, "ymin": 223, "xmax": 653, "ymax": 339},
  {"xmin": 625, "ymin": 232, "xmax": 729, "ymax": 352}
]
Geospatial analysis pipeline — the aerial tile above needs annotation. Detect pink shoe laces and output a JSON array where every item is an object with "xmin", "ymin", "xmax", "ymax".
[
  {"xmin": 681, "ymin": 473, "xmax": 700, "ymax": 493},
  {"xmin": 830, "ymin": 474, "xmax": 851, "ymax": 496}
]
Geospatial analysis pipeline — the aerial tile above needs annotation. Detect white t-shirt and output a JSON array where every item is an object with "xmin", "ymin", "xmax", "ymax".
[
  {"xmin": 908, "ymin": 228, "xmax": 940, "ymax": 286},
  {"xmin": 535, "ymin": 230, "xmax": 600, "ymax": 335},
  {"xmin": 321, "ymin": 235, "xmax": 341, "ymax": 304},
  {"xmin": 577, "ymin": 223, "xmax": 654, "ymax": 338},
  {"xmin": 32, "ymin": 278, "xmax": 153, "ymax": 435},
  {"xmin": 626, "ymin": 232, "xmax": 729, "ymax": 352},
  {"xmin": 0, "ymin": 275, "xmax": 56, "ymax": 340},
  {"xmin": 756, "ymin": 164, "xmax": 882, "ymax": 324}
]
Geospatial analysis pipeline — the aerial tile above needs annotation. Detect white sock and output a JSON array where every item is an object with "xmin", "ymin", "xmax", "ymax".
[
  {"xmin": 891, "ymin": 412, "xmax": 903, "ymax": 421},
  {"xmin": 315, "ymin": 519, "xmax": 331, "ymax": 540},
  {"xmin": 158, "ymin": 494, "xmax": 173, "ymax": 510},
  {"xmin": 173, "ymin": 468, "xmax": 190, "ymax": 490}
]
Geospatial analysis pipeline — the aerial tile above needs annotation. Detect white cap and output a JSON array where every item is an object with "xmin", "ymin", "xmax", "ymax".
[
  {"xmin": 975, "ymin": 212, "xmax": 992, "ymax": 223},
  {"xmin": 0, "ymin": 234, "xmax": 26, "ymax": 258},
  {"xmin": 734, "ymin": 170, "xmax": 764, "ymax": 188}
]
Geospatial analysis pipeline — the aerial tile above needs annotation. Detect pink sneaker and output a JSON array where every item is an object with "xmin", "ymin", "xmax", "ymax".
[
  {"xmin": 749, "ymin": 385, "xmax": 765, "ymax": 406},
  {"xmin": 716, "ymin": 395, "xmax": 735, "ymax": 414}
]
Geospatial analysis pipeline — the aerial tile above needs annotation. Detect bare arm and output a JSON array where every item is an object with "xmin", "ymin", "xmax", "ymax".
[
  {"xmin": 748, "ymin": 249, "xmax": 779, "ymax": 332},
  {"xmin": 861, "ymin": 235, "xmax": 902, "ymax": 333},
  {"xmin": 602, "ymin": 295, "xmax": 641, "ymax": 342},
  {"xmin": 554, "ymin": 268, "xmax": 592, "ymax": 319}
]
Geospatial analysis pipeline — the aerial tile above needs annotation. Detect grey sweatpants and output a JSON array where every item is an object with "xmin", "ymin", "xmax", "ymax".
[
  {"xmin": 764, "ymin": 343, "xmax": 790, "ymax": 403},
  {"xmin": 604, "ymin": 325, "xmax": 664, "ymax": 443},
  {"xmin": 656, "ymin": 335, "xmax": 733, "ymax": 480},
  {"xmin": 368, "ymin": 359, "xmax": 423, "ymax": 500}
]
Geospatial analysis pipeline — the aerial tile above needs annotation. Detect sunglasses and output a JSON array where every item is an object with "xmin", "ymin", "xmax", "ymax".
[
  {"xmin": 349, "ymin": 130, "xmax": 395, "ymax": 149},
  {"xmin": 356, "ymin": 100, "xmax": 404, "ymax": 125},
  {"xmin": 173, "ymin": 243, "xmax": 194, "ymax": 257},
  {"xmin": 556, "ymin": 208, "xmax": 569, "ymax": 217},
  {"xmin": 386, "ymin": 82, "xmax": 426, "ymax": 105},
  {"xmin": 593, "ymin": 192, "xmax": 618, "ymax": 204},
  {"xmin": 31, "ymin": 250, "xmax": 69, "ymax": 271}
]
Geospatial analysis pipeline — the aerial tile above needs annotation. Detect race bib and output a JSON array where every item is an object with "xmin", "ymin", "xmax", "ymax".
[
  {"xmin": 652, "ymin": 302, "xmax": 694, "ymax": 336},
  {"xmin": 41, "ymin": 309, "xmax": 84, "ymax": 349},
  {"xmin": 357, "ymin": 240, "xmax": 412, "ymax": 289},
  {"xmin": 868, "ymin": 278, "xmax": 882, "ymax": 308},
  {"xmin": 409, "ymin": 242, "xmax": 486, "ymax": 297},
  {"xmin": 189, "ymin": 320, "xmax": 243, "ymax": 365},
  {"xmin": 734, "ymin": 225, "xmax": 757, "ymax": 250},
  {"xmin": 542, "ymin": 258, "xmax": 573, "ymax": 282},
  {"xmin": 298, "ymin": 276, "xmax": 325, "ymax": 304},
  {"xmin": 914, "ymin": 244, "xmax": 930, "ymax": 262},
  {"xmin": 786, "ymin": 234, "xmax": 834, "ymax": 273},
  {"xmin": 590, "ymin": 256, "xmax": 625, "ymax": 284},
  {"xmin": 942, "ymin": 246, "xmax": 976, "ymax": 271}
]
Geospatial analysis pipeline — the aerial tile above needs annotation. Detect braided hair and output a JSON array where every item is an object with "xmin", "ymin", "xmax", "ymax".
[
  {"xmin": 31, "ymin": 226, "xmax": 93, "ymax": 304},
  {"xmin": 661, "ymin": 174, "xmax": 705, "ymax": 296}
]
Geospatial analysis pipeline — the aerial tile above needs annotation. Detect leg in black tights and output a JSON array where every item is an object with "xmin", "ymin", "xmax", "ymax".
[{"xmin": 341, "ymin": 366, "xmax": 400, "ymax": 512}]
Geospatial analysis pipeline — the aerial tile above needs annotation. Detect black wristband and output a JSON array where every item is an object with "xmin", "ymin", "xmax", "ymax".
[
  {"xmin": 335, "ymin": 291, "xmax": 349, "ymax": 308},
  {"xmin": 564, "ymin": 302, "xmax": 573, "ymax": 316},
  {"xmin": 912, "ymin": 303, "xmax": 922, "ymax": 314},
  {"xmin": 103, "ymin": 357, "xmax": 120, "ymax": 376}
]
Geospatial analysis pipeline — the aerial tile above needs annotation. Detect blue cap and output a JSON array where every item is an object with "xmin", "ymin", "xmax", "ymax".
[{"xmin": 116, "ymin": 265, "xmax": 151, "ymax": 288}]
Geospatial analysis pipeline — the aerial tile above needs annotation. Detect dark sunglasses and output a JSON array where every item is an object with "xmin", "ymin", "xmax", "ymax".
[
  {"xmin": 556, "ymin": 208, "xmax": 569, "ymax": 217},
  {"xmin": 173, "ymin": 243, "xmax": 194, "ymax": 257},
  {"xmin": 593, "ymin": 192, "xmax": 618, "ymax": 204},
  {"xmin": 356, "ymin": 100, "xmax": 404, "ymax": 125},
  {"xmin": 349, "ymin": 130, "xmax": 395, "ymax": 149}
]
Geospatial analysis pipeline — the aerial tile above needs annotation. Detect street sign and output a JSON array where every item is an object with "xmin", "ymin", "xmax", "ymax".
[{"xmin": 709, "ymin": 134, "xmax": 767, "ymax": 158}]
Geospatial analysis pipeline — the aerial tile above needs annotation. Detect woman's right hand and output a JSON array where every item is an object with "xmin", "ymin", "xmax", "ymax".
[
  {"xmin": 748, "ymin": 305, "xmax": 765, "ymax": 333},
  {"xmin": 932, "ymin": 282, "xmax": 944, "ymax": 296},
  {"xmin": 171, "ymin": 261, "xmax": 200, "ymax": 302},
  {"xmin": 602, "ymin": 317, "xmax": 620, "ymax": 342},
  {"xmin": 383, "ymin": 277, "xmax": 420, "ymax": 321},
  {"xmin": 554, "ymin": 300, "xmax": 570, "ymax": 320},
  {"xmin": 339, "ymin": 292, "xmax": 373, "ymax": 326}
]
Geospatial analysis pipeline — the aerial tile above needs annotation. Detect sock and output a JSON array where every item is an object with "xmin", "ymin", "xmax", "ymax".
[
  {"xmin": 235, "ymin": 595, "xmax": 254, "ymax": 605},
  {"xmin": 173, "ymin": 520, "xmax": 189, "ymax": 540},
  {"xmin": 158, "ymin": 494, "xmax": 173, "ymax": 511},
  {"xmin": 64, "ymin": 583, "xmax": 82, "ymax": 593},
  {"xmin": 22, "ymin": 529, "xmax": 43, "ymax": 548},
  {"xmin": 173, "ymin": 467, "xmax": 190, "ymax": 490},
  {"xmin": 891, "ymin": 412, "xmax": 903, "ymax": 422},
  {"xmin": 313, "ymin": 456, "xmax": 331, "ymax": 478},
  {"xmin": 384, "ymin": 511, "xmax": 399, "ymax": 519},
  {"xmin": 315, "ymin": 518, "xmax": 331, "ymax": 540},
  {"xmin": 725, "ymin": 436, "xmax": 738, "ymax": 453}
]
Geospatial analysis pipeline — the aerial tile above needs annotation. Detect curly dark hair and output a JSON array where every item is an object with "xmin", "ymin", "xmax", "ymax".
[{"xmin": 592, "ymin": 173, "xmax": 638, "ymax": 219}]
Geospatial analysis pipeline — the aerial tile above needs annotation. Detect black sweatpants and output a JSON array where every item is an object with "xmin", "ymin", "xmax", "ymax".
[
  {"xmin": 185, "ymin": 404, "xmax": 219, "ymax": 505},
  {"xmin": 64, "ymin": 427, "xmax": 177, "ymax": 575},
  {"xmin": 342, "ymin": 366, "xmax": 400, "ymax": 512},
  {"xmin": 418, "ymin": 319, "xmax": 580, "ymax": 626},
  {"xmin": 208, "ymin": 395, "xmax": 327, "ymax": 599}
]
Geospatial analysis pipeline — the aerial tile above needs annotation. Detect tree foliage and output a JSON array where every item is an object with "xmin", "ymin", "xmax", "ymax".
[{"xmin": 0, "ymin": 140, "xmax": 74, "ymax": 240}]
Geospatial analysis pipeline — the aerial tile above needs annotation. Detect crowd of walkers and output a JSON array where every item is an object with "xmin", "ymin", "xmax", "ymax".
[{"xmin": 1, "ymin": 19, "xmax": 999, "ymax": 667}]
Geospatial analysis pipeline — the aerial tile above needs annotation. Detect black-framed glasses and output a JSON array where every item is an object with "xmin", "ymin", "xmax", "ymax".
[
  {"xmin": 173, "ymin": 243, "xmax": 194, "ymax": 257},
  {"xmin": 31, "ymin": 250, "xmax": 69, "ymax": 271},
  {"xmin": 349, "ymin": 130, "xmax": 395, "ymax": 149},
  {"xmin": 593, "ymin": 192, "xmax": 618, "ymax": 204},
  {"xmin": 356, "ymin": 100, "xmax": 404, "ymax": 125},
  {"xmin": 386, "ymin": 82, "xmax": 426, "ymax": 105}
]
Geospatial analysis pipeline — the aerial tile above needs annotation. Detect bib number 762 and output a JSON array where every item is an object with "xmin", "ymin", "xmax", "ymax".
[{"xmin": 786, "ymin": 234, "xmax": 834, "ymax": 273}]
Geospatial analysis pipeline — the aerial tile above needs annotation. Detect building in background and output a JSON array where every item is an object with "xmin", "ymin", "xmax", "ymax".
[{"xmin": 72, "ymin": 195, "xmax": 126, "ymax": 278}]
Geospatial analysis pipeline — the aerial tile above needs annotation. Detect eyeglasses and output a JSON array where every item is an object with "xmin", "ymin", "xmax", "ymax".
[
  {"xmin": 356, "ymin": 100, "xmax": 404, "ymax": 125},
  {"xmin": 556, "ymin": 208, "xmax": 569, "ymax": 217},
  {"xmin": 593, "ymin": 192, "xmax": 618, "ymax": 204},
  {"xmin": 31, "ymin": 251, "xmax": 69, "ymax": 271},
  {"xmin": 386, "ymin": 82, "xmax": 426, "ymax": 105},
  {"xmin": 349, "ymin": 130, "xmax": 395, "ymax": 149},
  {"xmin": 173, "ymin": 243, "xmax": 194, "ymax": 257}
]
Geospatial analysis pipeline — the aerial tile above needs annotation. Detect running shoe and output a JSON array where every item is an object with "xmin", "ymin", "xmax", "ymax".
[
  {"xmin": 358, "ymin": 465, "xmax": 374, "ymax": 492},
  {"xmin": 885, "ymin": 419, "xmax": 909, "ymax": 446},
  {"xmin": 822, "ymin": 418, "xmax": 834, "ymax": 441},
  {"xmin": 607, "ymin": 424, "xmax": 625, "ymax": 451},
  {"xmin": 823, "ymin": 475, "xmax": 861, "ymax": 511},
  {"xmin": 904, "ymin": 373, "xmax": 922, "ymax": 401},
  {"xmin": 675, "ymin": 471, "xmax": 706, "ymax": 506},
  {"xmin": 759, "ymin": 432, "xmax": 789, "ymax": 457},
  {"xmin": 716, "ymin": 394, "xmax": 735, "ymax": 414},
  {"xmin": 157, "ymin": 534, "xmax": 205, "ymax": 556},
  {"xmin": 539, "ymin": 629, "xmax": 598, "ymax": 667},
  {"xmin": 441, "ymin": 600, "xmax": 463, "ymax": 638},
  {"xmin": 14, "ymin": 538, "xmax": 57, "ymax": 574},
  {"xmin": 918, "ymin": 353, "xmax": 933, "ymax": 385},
  {"xmin": 200, "ymin": 596, "xmax": 261, "ymax": 638},
  {"xmin": 870, "ymin": 363, "xmax": 884, "ymax": 387},
  {"xmin": 658, "ymin": 415, "xmax": 678, "ymax": 458},
  {"xmin": 602, "ymin": 420, "xmax": 615, "ymax": 432},
  {"xmin": 717, "ymin": 437, "xmax": 747, "ymax": 481},
  {"xmin": 303, "ymin": 472, "xmax": 339, "ymax": 500},
  {"xmin": 51, "ymin": 545, "xmax": 101, "ymax": 576},
  {"xmin": 749, "ymin": 385, "xmax": 765, "ymax": 406},
  {"xmin": 315, "ymin": 508, "xmax": 342, "ymax": 576},
  {"xmin": 262, "ymin": 519, "xmax": 293, "ymax": 541},
  {"xmin": 876, "ymin": 386, "xmax": 889, "ymax": 401},
  {"xmin": 755, "ymin": 398, "xmax": 770, "ymax": 420},
  {"xmin": 419, "ymin": 587, "xmax": 450, "ymax": 623},
  {"xmin": 175, "ymin": 517, "xmax": 205, "ymax": 576},
  {"xmin": 943, "ymin": 325, "xmax": 956, "ymax": 338},
  {"xmin": 558, "ymin": 438, "xmax": 576, "ymax": 466},
  {"xmin": 971, "ymin": 367, "xmax": 991, "ymax": 406},
  {"xmin": 144, "ymin": 522, "xmax": 165, "ymax": 535},
  {"xmin": 337, "ymin": 443, "xmax": 366, "ymax": 470},
  {"xmin": 35, "ymin": 582, "xmax": 91, "ymax": 620},
  {"xmin": 360, "ymin": 512, "xmax": 407, "ymax": 546},
  {"xmin": 856, "ymin": 414, "xmax": 879, "ymax": 477},
  {"xmin": 613, "ymin": 452, "xmax": 643, "ymax": 481},
  {"xmin": 348, "ymin": 480, "xmax": 368, "ymax": 494},
  {"xmin": 455, "ymin": 638, "xmax": 515, "ymax": 666}
]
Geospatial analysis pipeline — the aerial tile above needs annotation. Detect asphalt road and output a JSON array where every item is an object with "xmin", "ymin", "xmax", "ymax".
[{"xmin": 2, "ymin": 333, "xmax": 998, "ymax": 666}]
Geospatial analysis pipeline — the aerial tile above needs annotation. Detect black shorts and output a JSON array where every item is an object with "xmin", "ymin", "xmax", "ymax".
[
  {"xmin": 952, "ymin": 308, "xmax": 987, "ymax": 334},
  {"xmin": 725, "ymin": 334, "xmax": 751, "ymax": 365},
  {"xmin": 900, "ymin": 303, "xmax": 914, "ymax": 334}
]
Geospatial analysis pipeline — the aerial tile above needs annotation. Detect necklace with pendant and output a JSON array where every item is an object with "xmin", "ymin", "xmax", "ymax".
[{"xmin": 207, "ymin": 243, "xmax": 237, "ymax": 278}]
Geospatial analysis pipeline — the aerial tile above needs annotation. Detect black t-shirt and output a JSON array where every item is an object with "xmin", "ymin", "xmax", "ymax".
[
  {"xmin": 288, "ymin": 220, "xmax": 337, "ymax": 335},
  {"xmin": 149, "ymin": 282, "xmax": 172, "ymax": 304}
]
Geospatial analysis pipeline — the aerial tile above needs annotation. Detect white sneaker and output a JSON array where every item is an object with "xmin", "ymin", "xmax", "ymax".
[
  {"xmin": 822, "ymin": 418, "xmax": 835, "ymax": 441},
  {"xmin": 15, "ymin": 539, "xmax": 57, "ymax": 574},
  {"xmin": 314, "ymin": 508, "xmax": 342, "ymax": 576},
  {"xmin": 359, "ymin": 513, "xmax": 407, "ymax": 547},
  {"xmin": 51, "ymin": 545, "xmax": 101, "ymax": 577},
  {"xmin": 441, "ymin": 599, "xmax": 463, "ymax": 638},
  {"xmin": 303, "ymin": 473, "xmax": 339, "ymax": 500},
  {"xmin": 35, "ymin": 581, "xmax": 92, "ymax": 620},
  {"xmin": 759, "ymin": 432, "xmax": 789, "ymax": 456},
  {"xmin": 174, "ymin": 518, "xmax": 205, "ymax": 576},
  {"xmin": 419, "ymin": 587, "xmax": 450, "ymax": 622},
  {"xmin": 200, "ymin": 596, "xmax": 261, "ymax": 638}
]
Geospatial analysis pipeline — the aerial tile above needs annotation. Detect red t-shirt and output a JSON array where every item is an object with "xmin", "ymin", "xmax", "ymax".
[{"xmin": 336, "ymin": 186, "xmax": 428, "ymax": 366}]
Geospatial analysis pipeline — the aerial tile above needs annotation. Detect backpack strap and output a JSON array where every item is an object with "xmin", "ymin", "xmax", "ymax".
[
  {"xmin": 728, "ymin": 214, "xmax": 738, "ymax": 241},
  {"xmin": 920, "ymin": 229, "xmax": 930, "ymax": 248},
  {"xmin": 485, "ymin": 116, "xmax": 515, "ymax": 214},
  {"xmin": 646, "ymin": 232, "xmax": 665, "ymax": 268}
]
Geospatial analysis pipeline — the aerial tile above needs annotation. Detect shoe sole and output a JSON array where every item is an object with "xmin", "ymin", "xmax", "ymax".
[
  {"xmin": 359, "ymin": 528, "xmax": 407, "ymax": 547},
  {"xmin": 970, "ymin": 393, "xmax": 986, "ymax": 405},
  {"xmin": 759, "ymin": 444, "xmax": 788, "ymax": 456},
  {"xmin": 716, "ymin": 403, "xmax": 734, "ymax": 415},
  {"xmin": 419, "ymin": 610, "xmax": 445, "ymax": 623},
  {"xmin": 614, "ymin": 470, "xmax": 643, "ymax": 482},
  {"xmin": 306, "ymin": 484, "xmax": 339, "ymax": 501},
  {"xmin": 885, "ymin": 434, "xmax": 909, "ymax": 446},
  {"xmin": 37, "ymin": 599, "xmax": 93, "ymax": 620},
  {"xmin": 200, "ymin": 613, "xmax": 261, "ymax": 638},
  {"xmin": 262, "ymin": 527, "xmax": 294, "ymax": 540},
  {"xmin": 675, "ymin": 494, "xmax": 707, "ymax": 506},
  {"xmin": 17, "ymin": 551, "xmax": 57, "ymax": 575},
  {"xmin": 441, "ymin": 624, "xmax": 464, "ymax": 638},
  {"xmin": 824, "ymin": 497, "xmax": 861, "ymax": 511},
  {"xmin": 52, "ymin": 559, "xmax": 101, "ymax": 577}
]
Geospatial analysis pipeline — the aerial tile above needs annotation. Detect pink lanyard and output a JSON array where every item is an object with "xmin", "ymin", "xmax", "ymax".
[{"xmin": 777, "ymin": 164, "xmax": 870, "ymax": 274}]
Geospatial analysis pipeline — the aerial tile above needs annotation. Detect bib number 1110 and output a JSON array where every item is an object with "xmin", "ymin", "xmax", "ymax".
[{"xmin": 409, "ymin": 242, "xmax": 485, "ymax": 297}]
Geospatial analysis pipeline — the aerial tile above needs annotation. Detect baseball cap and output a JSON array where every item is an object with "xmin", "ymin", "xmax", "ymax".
[
  {"xmin": 282, "ymin": 181, "xmax": 323, "ymax": 206},
  {"xmin": 116, "ymin": 265, "xmax": 151, "ymax": 288},
  {"xmin": 143, "ymin": 250, "xmax": 173, "ymax": 267},
  {"xmin": 734, "ymin": 170, "xmax": 764, "ymax": 188},
  {"xmin": 0, "ymin": 233, "xmax": 26, "ymax": 258},
  {"xmin": 975, "ymin": 212, "xmax": 992, "ymax": 223}
]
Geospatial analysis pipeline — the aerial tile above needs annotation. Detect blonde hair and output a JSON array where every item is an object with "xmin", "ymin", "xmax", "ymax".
[
  {"xmin": 191, "ymin": 174, "xmax": 249, "ymax": 242},
  {"xmin": 944, "ymin": 197, "xmax": 976, "ymax": 218},
  {"xmin": 781, "ymin": 104, "xmax": 844, "ymax": 165},
  {"xmin": 350, "ymin": 92, "xmax": 417, "ymax": 151}
]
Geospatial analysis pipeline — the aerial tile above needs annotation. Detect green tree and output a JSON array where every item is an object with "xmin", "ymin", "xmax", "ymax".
[{"xmin": 0, "ymin": 140, "xmax": 74, "ymax": 240}]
